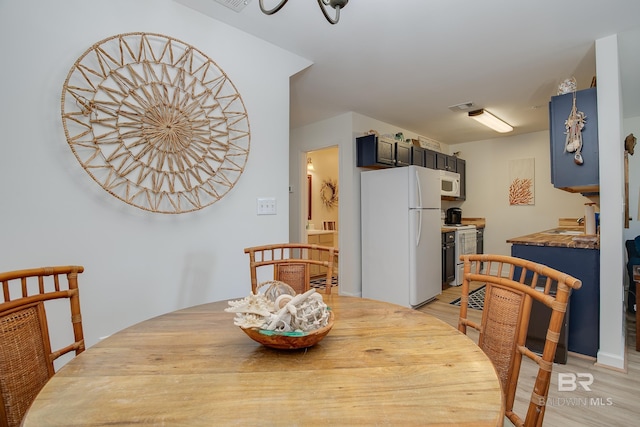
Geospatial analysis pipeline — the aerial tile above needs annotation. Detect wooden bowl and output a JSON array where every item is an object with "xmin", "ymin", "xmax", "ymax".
[{"xmin": 240, "ymin": 310, "xmax": 334, "ymax": 350}]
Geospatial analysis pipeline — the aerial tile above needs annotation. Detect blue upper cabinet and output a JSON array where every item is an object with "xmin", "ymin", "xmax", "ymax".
[
  {"xmin": 549, "ymin": 87, "xmax": 599, "ymax": 194},
  {"xmin": 356, "ymin": 134, "xmax": 413, "ymax": 168},
  {"xmin": 356, "ymin": 134, "xmax": 396, "ymax": 167}
]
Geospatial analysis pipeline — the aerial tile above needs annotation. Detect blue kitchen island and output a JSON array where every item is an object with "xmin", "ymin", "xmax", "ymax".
[{"xmin": 508, "ymin": 229, "xmax": 600, "ymax": 358}]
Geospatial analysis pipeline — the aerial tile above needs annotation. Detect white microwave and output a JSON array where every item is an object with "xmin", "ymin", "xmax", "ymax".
[{"xmin": 440, "ymin": 170, "xmax": 460, "ymax": 197}]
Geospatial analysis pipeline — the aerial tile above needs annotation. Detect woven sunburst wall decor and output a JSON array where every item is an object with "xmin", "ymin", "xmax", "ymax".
[
  {"xmin": 61, "ymin": 32, "xmax": 250, "ymax": 214},
  {"xmin": 320, "ymin": 179, "xmax": 338, "ymax": 208}
]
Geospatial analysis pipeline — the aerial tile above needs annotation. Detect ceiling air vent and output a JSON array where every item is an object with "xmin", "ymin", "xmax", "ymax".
[
  {"xmin": 213, "ymin": 0, "xmax": 251, "ymax": 12},
  {"xmin": 448, "ymin": 102, "xmax": 476, "ymax": 112}
]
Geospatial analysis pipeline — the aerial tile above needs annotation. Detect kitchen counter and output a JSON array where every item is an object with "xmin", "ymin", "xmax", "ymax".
[
  {"xmin": 507, "ymin": 228, "xmax": 599, "ymax": 250},
  {"xmin": 306, "ymin": 229, "xmax": 335, "ymax": 235},
  {"xmin": 441, "ymin": 217, "xmax": 485, "ymax": 233},
  {"xmin": 462, "ymin": 217, "xmax": 485, "ymax": 229}
]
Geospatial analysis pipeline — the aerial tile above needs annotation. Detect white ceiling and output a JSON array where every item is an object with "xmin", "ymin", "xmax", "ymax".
[{"xmin": 177, "ymin": 0, "xmax": 640, "ymax": 144}]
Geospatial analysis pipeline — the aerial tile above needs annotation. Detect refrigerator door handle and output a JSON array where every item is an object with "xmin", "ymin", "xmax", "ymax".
[
  {"xmin": 414, "ymin": 169, "xmax": 423, "ymax": 209},
  {"xmin": 416, "ymin": 209, "xmax": 422, "ymax": 247}
]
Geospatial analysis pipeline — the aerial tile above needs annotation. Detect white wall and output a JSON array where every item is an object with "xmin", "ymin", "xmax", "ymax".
[
  {"xmin": 595, "ymin": 35, "xmax": 626, "ymax": 369},
  {"xmin": 0, "ymin": 0, "xmax": 310, "ymax": 349},
  {"xmin": 450, "ymin": 131, "xmax": 588, "ymax": 256}
]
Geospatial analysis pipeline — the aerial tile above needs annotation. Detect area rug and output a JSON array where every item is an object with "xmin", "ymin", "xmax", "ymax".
[
  {"xmin": 310, "ymin": 276, "xmax": 339, "ymax": 291},
  {"xmin": 449, "ymin": 285, "xmax": 486, "ymax": 310}
]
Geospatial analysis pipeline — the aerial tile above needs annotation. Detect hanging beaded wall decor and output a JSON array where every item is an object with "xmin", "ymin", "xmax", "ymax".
[{"xmin": 61, "ymin": 32, "xmax": 250, "ymax": 214}]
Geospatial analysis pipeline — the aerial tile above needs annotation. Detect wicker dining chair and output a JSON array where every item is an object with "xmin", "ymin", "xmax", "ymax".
[
  {"xmin": 0, "ymin": 266, "xmax": 86, "ymax": 427},
  {"xmin": 457, "ymin": 254, "xmax": 581, "ymax": 427},
  {"xmin": 244, "ymin": 243, "xmax": 338, "ymax": 294}
]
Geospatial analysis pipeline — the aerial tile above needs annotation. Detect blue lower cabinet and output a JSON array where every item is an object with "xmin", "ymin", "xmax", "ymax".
[{"xmin": 511, "ymin": 244, "xmax": 600, "ymax": 357}]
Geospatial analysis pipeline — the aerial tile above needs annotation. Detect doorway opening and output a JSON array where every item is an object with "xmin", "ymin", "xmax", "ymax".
[{"xmin": 305, "ymin": 146, "xmax": 339, "ymax": 291}]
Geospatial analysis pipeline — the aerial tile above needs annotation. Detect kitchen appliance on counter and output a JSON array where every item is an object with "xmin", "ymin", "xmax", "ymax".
[
  {"xmin": 445, "ymin": 207, "xmax": 462, "ymax": 225},
  {"xmin": 452, "ymin": 225, "xmax": 477, "ymax": 286},
  {"xmin": 361, "ymin": 166, "xmax": 441, "ymax": 308}
]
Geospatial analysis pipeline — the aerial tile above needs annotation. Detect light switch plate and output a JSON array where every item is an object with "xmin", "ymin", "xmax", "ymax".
[{"xmin": 256, "ymin": 197, "xmax": 276, "ymax": 215}]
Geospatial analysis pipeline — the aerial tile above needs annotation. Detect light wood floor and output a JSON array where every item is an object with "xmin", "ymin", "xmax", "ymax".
[{"xmin": 417, "ymin": 286, "xmax": 639, "ymax": 427}]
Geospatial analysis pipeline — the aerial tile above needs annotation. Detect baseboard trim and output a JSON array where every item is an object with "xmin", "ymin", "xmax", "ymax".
[{"xmin": 596, "ymin": 350, "xmax": 626, "ymax": 372}]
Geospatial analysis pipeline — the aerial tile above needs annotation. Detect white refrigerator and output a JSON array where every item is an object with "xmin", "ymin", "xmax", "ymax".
[{"xmin": 361, "ymin": 166, "xmax": 442, "ymax": 308}]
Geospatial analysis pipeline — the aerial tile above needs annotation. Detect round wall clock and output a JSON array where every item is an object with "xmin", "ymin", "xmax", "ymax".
[{"xmin": 61, "ymin": 32, "xmax": 250, "ymax": 214}]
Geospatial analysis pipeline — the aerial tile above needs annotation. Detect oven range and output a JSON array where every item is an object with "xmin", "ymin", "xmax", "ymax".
[{"xmin": 449, "ymin": 224, "xmax": 477, "ymax": 286}]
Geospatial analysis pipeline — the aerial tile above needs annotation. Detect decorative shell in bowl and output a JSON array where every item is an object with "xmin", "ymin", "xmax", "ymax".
[{"xmin": 226, "ymin": 283, "xmax": 333, "ymax": 350}]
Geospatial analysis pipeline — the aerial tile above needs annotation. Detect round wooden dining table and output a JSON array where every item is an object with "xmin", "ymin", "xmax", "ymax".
[{"xmin": 23, "ymin": 294, "xmax": 504, "ymax": 426}]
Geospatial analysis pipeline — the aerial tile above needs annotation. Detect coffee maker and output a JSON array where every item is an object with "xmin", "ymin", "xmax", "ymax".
[{"xmin": 445, "ymin": 207, "xmax": 462, "ymax": 225}]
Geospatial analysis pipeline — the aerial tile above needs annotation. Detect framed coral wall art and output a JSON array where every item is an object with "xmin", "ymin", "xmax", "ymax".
[{"xmin": 509, "ymin": 158, "xmax": 535, "ymax": 206}]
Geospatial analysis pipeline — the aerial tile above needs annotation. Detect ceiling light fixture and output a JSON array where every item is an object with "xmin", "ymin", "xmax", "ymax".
[
  {"xmin": 468, "ymin": 109, "xmax": 513, "ymax": 133},
  {"xmin": 307, "ymin": 157, "xmax": 315, "ymax": 170},
  {"xmin": 259, "ymin": 0, "xmax": 348, "ymax": 24}
]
